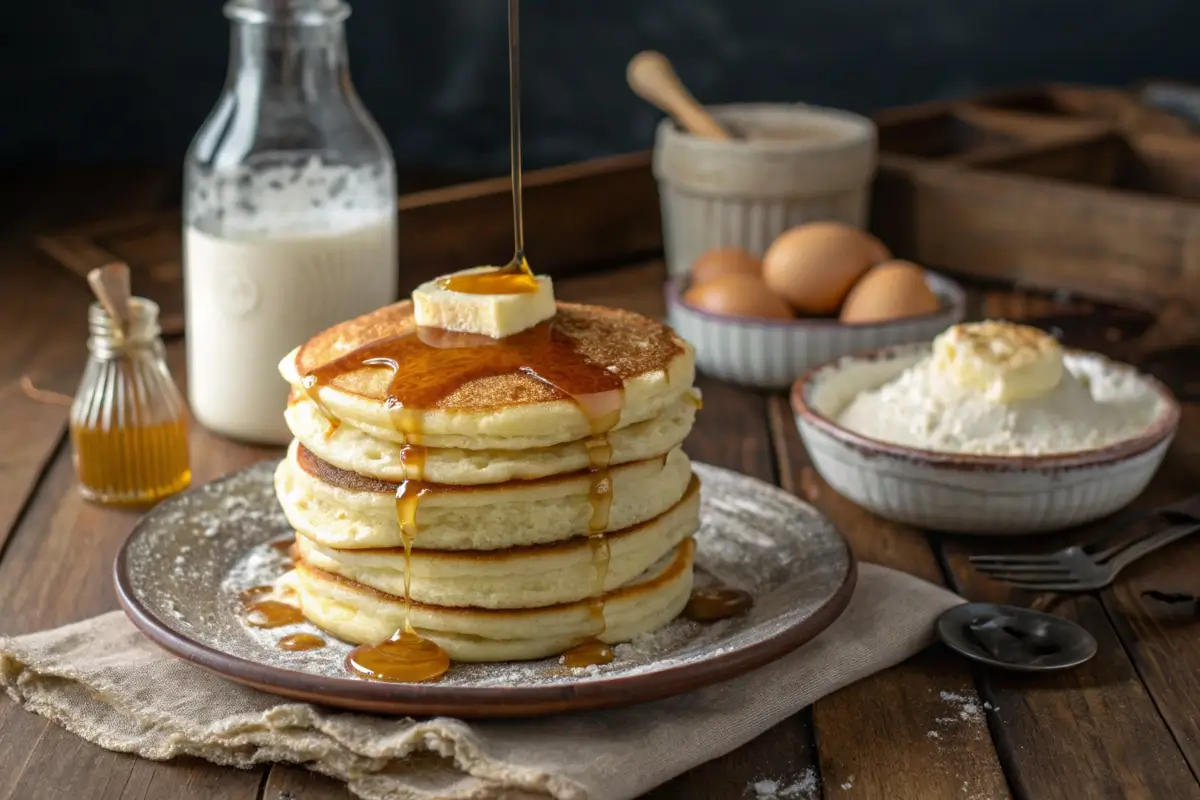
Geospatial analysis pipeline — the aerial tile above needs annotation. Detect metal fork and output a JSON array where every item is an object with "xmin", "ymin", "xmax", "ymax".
[{"xmin": 970, "ymin": 495, "xmax": 1200, "ymax": 592}]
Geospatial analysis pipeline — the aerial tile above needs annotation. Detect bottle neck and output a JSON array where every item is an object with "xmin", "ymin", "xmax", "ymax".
[
  {"xmin": 224, "ymin": 1, "xmax": 354, "ymax": 105},
  {"xmin": 87, "ymin": 299, "xmax": 163, "ymax": 359}
]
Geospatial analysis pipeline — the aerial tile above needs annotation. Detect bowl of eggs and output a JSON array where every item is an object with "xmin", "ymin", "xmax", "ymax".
[{"xmin": 665, "ymin": 221, "xmax": 967, "ymax": 389}]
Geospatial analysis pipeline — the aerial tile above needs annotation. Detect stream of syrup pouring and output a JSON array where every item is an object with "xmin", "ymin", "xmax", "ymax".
[
  {"xmin": 438, "ymin": 0, "xmax": 537, "ymax": 298},
  {"xmin": 294, "ymin": 0, "xmax": 620, "ymax": 683}
]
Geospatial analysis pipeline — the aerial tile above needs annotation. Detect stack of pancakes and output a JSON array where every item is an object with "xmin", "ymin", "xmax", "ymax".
[{"xmin": 273, "ymin": 301, "xmax": 701, "ymax": 662}]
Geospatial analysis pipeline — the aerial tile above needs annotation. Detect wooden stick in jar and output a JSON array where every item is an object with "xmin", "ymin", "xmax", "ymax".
[
  {"xmin": 626, "ymin": 50, "xmax": 733, "ymax": 140},
  {"xmin": 86, "ymin": 262, "xmax": 133, "ymax": 338}
]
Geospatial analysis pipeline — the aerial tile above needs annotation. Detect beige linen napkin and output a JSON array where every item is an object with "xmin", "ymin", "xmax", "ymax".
[{"xmin": 0, "ymin": 564, "xmax": 960, "ymax": 800}]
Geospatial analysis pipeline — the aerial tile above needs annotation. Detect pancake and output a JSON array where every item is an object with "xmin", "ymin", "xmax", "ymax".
[
  {"xmin": 286, "ymin": 391, "xmax": 699, "ymax": 483},
  {"xmin": 278, "ymin": 302, "xmax": 696, "ymax": 446},
  {"xmin": 292, "ymin": 475, "xmax": 699, "ymax": 608},
  {"xmin": 276, "ymin": 539, "xmax": 695, "ymax": 662},
  {"xmin": 275, "ymin": 440, "xmax": 695, "ymax": 550}
]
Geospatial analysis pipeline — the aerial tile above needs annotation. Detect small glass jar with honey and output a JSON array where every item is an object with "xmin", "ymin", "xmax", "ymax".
[{"xmin": 69, "ymin": 298, "xmax": 191, "ymax": 505}]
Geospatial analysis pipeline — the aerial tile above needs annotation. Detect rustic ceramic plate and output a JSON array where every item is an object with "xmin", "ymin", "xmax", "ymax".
[{"xmin": 114, "ymin": 460, "xmax": 856, "ymax": 718}]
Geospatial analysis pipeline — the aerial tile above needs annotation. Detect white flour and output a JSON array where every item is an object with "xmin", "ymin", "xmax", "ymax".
[
  {"xmin": 926, "ymin": 689, "xmax": 990, "ymax": 741},
  {"xmin": 749, "ymin": 769, "xmax": 818, "ymax": 799},
  {"xmin": 836, "ymin": 353, "xmax": 1163, "ymax": 456}
]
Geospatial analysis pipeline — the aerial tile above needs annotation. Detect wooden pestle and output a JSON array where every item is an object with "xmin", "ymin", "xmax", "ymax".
[
  {"xmin": 86, "ymin": 262, "xmax": 133, "ymax": 339},
  {"xmin": 626, "ymin": 50, "xmax": 732, "ymax": 140}
]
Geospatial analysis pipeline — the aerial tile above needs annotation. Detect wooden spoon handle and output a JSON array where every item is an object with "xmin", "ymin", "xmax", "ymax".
[
  {"xmin": 626, "ymin": 50, "xmax": 731, "ymax": 140},
  {"xmin": 87, "ymin": 262, "xmax": 133, "ymax": 336}
]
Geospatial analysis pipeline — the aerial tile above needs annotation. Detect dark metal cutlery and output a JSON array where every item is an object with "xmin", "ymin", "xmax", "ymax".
[{"xmin": 969, "ymin": 495, "xmax": 1200, "ymax": 592}]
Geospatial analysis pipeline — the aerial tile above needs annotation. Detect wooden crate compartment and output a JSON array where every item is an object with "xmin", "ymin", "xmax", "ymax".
[
  {"xmin": 871, "ymin": 81, "xmax": 1200, "ymax": 313},
  {"xmin": 970, "ymin": 85, "xmax": 1192, "ymax": 136},
  {"xmin": 877, "ymin": 110, "xmax": 1023, "ymax": 160},
  {"xmin": 978, "ymin": 132, "xmax": 1200, "ymax": 201},
  {"xmin": 871, "ymin": 157, "xmax": 1200, "ymax": 313}
]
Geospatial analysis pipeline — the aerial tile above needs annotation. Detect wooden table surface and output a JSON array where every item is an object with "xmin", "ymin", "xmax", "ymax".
[{"xmin": 2, "ymin": 170, "xmax": 1200, "ymax": 800}]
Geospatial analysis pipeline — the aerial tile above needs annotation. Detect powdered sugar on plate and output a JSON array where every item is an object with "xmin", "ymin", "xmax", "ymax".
[{"xmin": 120, "ymin": 460, "xmax": 853, "ymax": 695}]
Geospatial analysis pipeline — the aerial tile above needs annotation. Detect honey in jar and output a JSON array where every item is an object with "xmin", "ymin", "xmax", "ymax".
[{"xmin": 69, "ymin": 297, "xmax": 191, "ymax": 505}]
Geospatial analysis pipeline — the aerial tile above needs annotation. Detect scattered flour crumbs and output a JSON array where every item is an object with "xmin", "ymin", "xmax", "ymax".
[
  {"xmin": 930, "ymin": 690, "xmax": 993, "ymax": 739},
  {"xmin": 738, "ymin": 692, "xmax": 1000, "ymax": 799},
  {"xmin": 747, "ymin": 768, "xmax": 818, "ymax": 799},
  {"xmin": 929, "ymin": 691, "xmax": 1001, "ymax": 800}
]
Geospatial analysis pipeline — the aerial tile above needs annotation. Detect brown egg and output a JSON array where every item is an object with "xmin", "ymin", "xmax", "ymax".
[
  {"xmin": 762, "ymin": 222, "xmax": 890, "ymax": 315},
  {"xmin": 839, "ymin": 260, "xmax": 941, "ymax": 324},
  {"xmin": 690, "ymin": 247, "xmax": 762, "ymax": 285},
  {"xmin": 683, "ymin": 273, "xmax": 793, "ymax": 320},
  {"xmin": 865, "ymin": 235, "xmax": 893, "ymax": 264}
]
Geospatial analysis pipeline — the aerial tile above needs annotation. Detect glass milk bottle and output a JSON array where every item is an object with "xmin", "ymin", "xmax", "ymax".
[{"xmin": 183, "ymin": 0, "xmax": 397, "ymax": 444}]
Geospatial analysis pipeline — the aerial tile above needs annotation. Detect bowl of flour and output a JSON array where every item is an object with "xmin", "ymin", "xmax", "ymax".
[{"xmin": 790, "ymin": 324, "xmax": 1180, "ymax": 534}]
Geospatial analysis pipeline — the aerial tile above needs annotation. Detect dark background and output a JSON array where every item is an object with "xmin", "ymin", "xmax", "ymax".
[{"xmin": 3, "ymin": 0, "xmax": 1199, "ymax": 175}]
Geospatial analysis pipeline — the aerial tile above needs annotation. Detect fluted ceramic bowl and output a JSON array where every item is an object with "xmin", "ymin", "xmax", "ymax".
[
  {"xmin": 665, "ymin": 271, "xmax": 966, "ymax": 391},
  {"xmin": 654, "ymin": 103, "xmax": 877, "ymax": 279},
  {"xmin": 790, "ymin": 342, "xmax": 1181, "ymax": 535}
]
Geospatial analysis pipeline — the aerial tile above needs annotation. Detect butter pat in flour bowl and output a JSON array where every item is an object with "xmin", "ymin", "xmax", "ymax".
[{"xmin": 791, "ymin": 321, "xmax": 1180, "ymax": 534}]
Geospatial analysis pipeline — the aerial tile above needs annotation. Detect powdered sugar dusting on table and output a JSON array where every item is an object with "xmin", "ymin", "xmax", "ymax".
[
  {"xmin": 122, "ymin": 460, "xmax": 852, "ymax": 690},
  {"xmin": 925, "ymin": 688, "xmax": 992, "ymax": 743},
  {"xmin": 748, "ymin": 768, "xmax": 818, "ymax": 798}
]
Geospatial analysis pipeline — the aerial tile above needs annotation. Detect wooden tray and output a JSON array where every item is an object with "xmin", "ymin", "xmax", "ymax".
[
  {"xmin": 870, "ymin": 82, "xmax": 1200, "ymax": 314},
  {"xmin": 36, "ymin": 81, "xmax": 1200, "ymax": 334}
]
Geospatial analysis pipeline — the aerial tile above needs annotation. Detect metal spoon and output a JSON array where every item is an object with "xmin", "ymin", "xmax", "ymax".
[{"xmin": 936, "ymin": 602, "xmax": 1097, "ymax": 673}]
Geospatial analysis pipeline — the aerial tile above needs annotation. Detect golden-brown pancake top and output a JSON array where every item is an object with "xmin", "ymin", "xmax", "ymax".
[{"xmin": 293, "ymin": 301, "xmax": 686, "ymax": 412}]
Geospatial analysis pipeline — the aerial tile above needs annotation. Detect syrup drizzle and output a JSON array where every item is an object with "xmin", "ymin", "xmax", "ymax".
[
  {"xmin": 304, "ymin": 323, "xmax": 625, "ymax": 427},
  {"xmin": 440, "ymin": 266, "xmax": 537, "ymax": 295},
  {"xmin": 239, "ymin": 585, "xmax": 274, "ymax": 604},
  {"xmin": 346, "ymin": 628, "xmax": 452, "ymax": 683},
  {"xmin": 268, "ymin": 537, "xmax": 293, "ymax": 556},
  {"xmin": 559, "ymin": 433, "xmax": 616, "ymax": 668},
  {"xmin": 344, "ymin": 445, "xmax": 451, "ymax": 683},
  {"xmin": 295, "ymin": 380, "xmax": 341, "ymax": 440},
  {"xmin": 585, "ymin": 435, "xmax": 615, "ymax": 532},
  {"xmin": 303, "ymin": 0, "xmax": 629, "ymax": 680},
  {"xmin": 438, "ymin": 0, "xmax": 535, "ymax": 296},
  {"xmin": 304, "ymin": 320, "xmax": 626, "ymax": 546},
  {"xmin": 560, "ymin": 637, "xmax": 614, "ymax": 669},
  {"xmin": 240, "ymin": 585, "xmax": 305, "ymax": 629},
  {"xmin": 683, "ymin": 587, "xmax": 754, "ymax": 622},
  {"xmin": 278, "ymin": 633, "xmax": 326, "ymax": 651}
]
